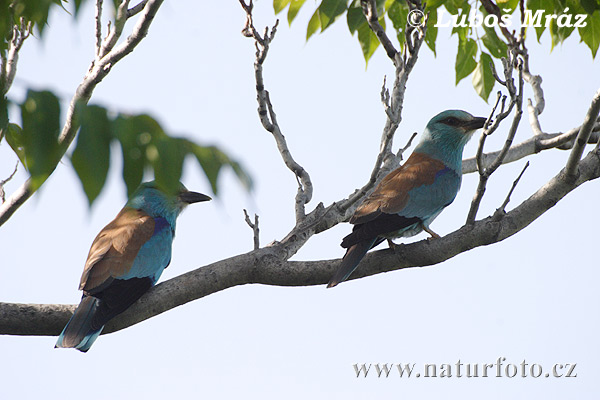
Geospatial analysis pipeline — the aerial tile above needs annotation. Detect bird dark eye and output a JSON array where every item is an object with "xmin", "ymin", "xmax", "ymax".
[{"xmin": 443, "ymin": 117, "xmax": 459, "ymax": 125}]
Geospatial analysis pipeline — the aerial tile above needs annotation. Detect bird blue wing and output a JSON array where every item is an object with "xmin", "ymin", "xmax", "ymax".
[
  {"xmin": 398, "ymin": 166, "xmax": 461, "ymax": 220},
  {"xmin": 118, "ymin": 216, "xmax": 174, "ymax": 284}
]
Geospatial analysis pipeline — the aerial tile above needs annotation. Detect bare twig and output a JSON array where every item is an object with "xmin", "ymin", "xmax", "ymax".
[
  {"xmin": 0, "ymin": 18, "xmax": 32, "ymax": 97},
  {"xmin": 475, "ymin": 92, "xmax": 503, "ymax": 175},
  {"xmin": 462, "ymin": 123, "xmax": 600, "ymax": 174},
  {"xmin": 243, "ymin": 209, "xmax": 260, "ymax": 250},
  {"xmin": 396, "ymin": 132, "xmax": 418, "ymax": 158},
  {"xmin": 239, "ymin": 0, "xmax": 312, "ymax": 223},
  {"xmin": 127, "ymin": 0, "xmax": 149, "ymax": 18},
  {"xmin": 0, "ymin": 18, "xmax": 32, "ymax": 143},
  {"xmin": 95, "ymin": 0, "xmax": 103, "ymax": 58},
  {"xmin": 516, "ymin": 37, "xmax": 545, "ymax": 136},
  {"xmin": 493, "ymin": 161, "xmax": 529, "ymax": 219},
  {"xmin": 99, "ymin": 0, "xmax": 131, "ymax": 60},
  {"xmin": 0, "ymin": 162, "xmax": 18, "ymax": 203},
  {"xmin": 565, "ymin": 88, "xmax": 600, "ymax": 177},
  {"xmin": 380, "ymin": 76, "xmax": 392, "ymax": 119},
  {"xmin": 466, "ymin": 49, "xmax": 524, "ymax": 225}
]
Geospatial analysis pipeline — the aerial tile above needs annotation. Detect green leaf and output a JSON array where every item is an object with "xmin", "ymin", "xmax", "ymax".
[
  {"xmin": 549, "ymin": 6, "xmax": 577, "ymax": 48},
  {"xmin": 318, "ymin": 0, "xmax": 348, "ymax": 32},
  {"xmin": 113, "ymin": 114, "xmax": 157, "ymax": 197},
  {"xmin": 581, "ymin": 0, "xmax": 600, "ymax": 14},
  {"xmin": 0, "ymin": 94, "xmax": 7, "ymax": 132},
  {"xmin": 306, "ymin": 9, "xmax": 321, "ymax": 40},
  {"xmin": 444, "ymin": 0, "xmax": 459, "ymax": 15},
  {"xmin": 73, "ymin": 0, "xmax": 85, "ymax": 16},
  {"xmin": 424, "ymin": 7, "xmax": 438, "ymax": 55},
  {"xmin": 71, "ymin": 104, "xmax": 112, "ymax": 205},
  {"xmin": 472, "ymin": 52, "xmax": 495, "ymax": 102},
  {"xmin": 496, "ymin": 0, "xmax": 519, "ymax": 13},
  {"xmin": 347, "ymin": 6, "xmax": 365, "ymax": 34},
  {"xmin": 113, "ymin": 112, "xmax": 253, "ymax": 198},
  {"xmin": 5, "ymin": 123, "xmax": 26, "ymax": 165},
  {"xmin": 455, "ymin": 38, "xmax": 477, "ymax": 85},
  {"xmin": 20, "ymin": 90, "xmax": 61, "ymax": 189},
  {"xmin": 288, "ymin": 0, "xmax": 307, "ymax": 25},
  {"xmin": 525, "ymin": 0, "xmax": 548, "ymax": 42},
  {"xmin": 188, "ymin": 142, "xmax": 253, "ymax": 195},
  {"xmin": 425, "ymin": 0, "xmax": 446, "ymax": 10},
  {"xmin": 481, "ymin": 26, "xmax": 508, "ymax": 58},
  {"xmin": 190, "ymin": 144, "xmax": 222, "ymax": 194},
  {"xmin": 387, "ymin": 0, "xmax": 408, "ymax": 49},
  {"xmin": 580, "ymin": 10, "xmax": 600, "ymax": 57},
  {"xmin": 387, "ymin": 0, "xmax": 409, "ymax": 31},
  {"xmin": 229, "ymin": 160, "xmax": 253, "ymax": 193},
  {"xmin": 450, "ymin": 3, "xmax": 471, "ymax": 42},
  {"xmin": 357, "ymin": 16, "xmax": 385, "ymax": 64},
  {"xmin": 274, "ymin": 0, "xmax": 292, "ymax": 14},
  {"xmin": 149, "ymin": 136, "xmax": 187, "ymax": 196}
]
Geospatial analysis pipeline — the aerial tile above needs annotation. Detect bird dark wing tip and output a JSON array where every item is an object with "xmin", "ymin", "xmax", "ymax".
[{"xmin": 326, "ymin": 280, "xmax": 339, "ymax": 289}]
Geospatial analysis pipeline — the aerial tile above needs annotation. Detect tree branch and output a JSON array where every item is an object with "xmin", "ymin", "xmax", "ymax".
[
  {"xmin": 493, "ymin": 161, "xmax": 529, "ymax": 218},
  {"xmin": 565, "ymin": 89, "xmax": 600, "ymax": 177},
  {"xmin": 239, "ymin": 0, "xmax": 312, "ymax": 223},
  {"xmin": 0, "ymin": 162, "xmax": 18, "ymax": 203},
  {"xmin": 0, "ymin": 17, "xmax": 31, "ymax": 96},
  {"xmin": 461, "ymin": 123, "xmax": 600, "ymax": 174},
  {"xmin": 243, "ymin": 209, "xmax": 260, "ymax": 250},
  {"xmin": 0, "ymin": 0, "xmax": 164, "ymax": 227},
  {"xmin": 3, "ymin": 145, "xmax": 599, "ymax": 336},
  {"xmin": 361, "ymin": 0, "xmax": 398, "ymax": 63}
]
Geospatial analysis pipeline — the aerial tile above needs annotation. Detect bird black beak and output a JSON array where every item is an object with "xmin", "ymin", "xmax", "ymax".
[
  {"xmin": 465, "ymin": 116, "xmax": 487, "ymax": 130},
  {"xmin": 179, "ymin": 191, "xmax": 212, "ymax": 204}
]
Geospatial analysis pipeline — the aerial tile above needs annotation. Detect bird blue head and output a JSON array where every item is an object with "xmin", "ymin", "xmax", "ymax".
[
  {"xmin": 126, "ymin": 181, "xmax": 211, "ymax": 224},
  {"xmin": 414, "ymin": 109, "xmax": 487, "ymax": 169}
]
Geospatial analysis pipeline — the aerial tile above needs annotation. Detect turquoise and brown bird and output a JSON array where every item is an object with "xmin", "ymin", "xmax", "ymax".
[
  {"xmin": 327, "ymin": 110, "xmax": 486, "ymax": 288},
  {"xmin": 55, "ymin": 181, "xmax": 211, "ymax": 351}
]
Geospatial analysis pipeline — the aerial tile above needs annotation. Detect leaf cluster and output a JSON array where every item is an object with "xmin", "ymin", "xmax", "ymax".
[
  {"xmin": 274, "ymin": 0, "xmax": 600, "ymax": 101},
  {"xmin": 3, "ymin": 90, "xmax": 252, "ymax": 205}
]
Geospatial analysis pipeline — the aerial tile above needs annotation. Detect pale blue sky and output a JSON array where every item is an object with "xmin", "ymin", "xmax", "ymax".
[{"xmin": 1, "ymin": 2, "xmax": 599, "ymax": 399}]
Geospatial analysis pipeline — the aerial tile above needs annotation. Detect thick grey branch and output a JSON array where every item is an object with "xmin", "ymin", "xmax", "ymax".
[
  {"xmin": 462, "ymin": 125, "xmax": 600, "ymax": 174},
  {"xmin": 3, "ymin": 147, "xmax": 599, "ymax": 336}
]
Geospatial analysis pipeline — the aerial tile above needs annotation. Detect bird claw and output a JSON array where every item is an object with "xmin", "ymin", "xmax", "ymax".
[
  {"xmin": 387, "ymin": 239, "xmax": 400, "ymax": 250},
  {"xmin": 422, "ymin": 224, "xmax": 441, "ymax": 240}
]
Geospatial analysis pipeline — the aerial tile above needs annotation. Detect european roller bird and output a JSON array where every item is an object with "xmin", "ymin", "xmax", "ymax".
[
  {"xmin": 328, "ymin": 110, "xmax": 486, "ymax": 288},
  {"xmin": 55, "ymin": 181, "xmax": 211, "ymax": 351}
]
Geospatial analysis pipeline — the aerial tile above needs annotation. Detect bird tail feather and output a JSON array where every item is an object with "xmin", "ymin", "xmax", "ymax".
[
  {"xmin": 327, "ymin": 238, "xmax": 376, "ymax": 288},
  {"xmin": 55, "ymin": 296, "xmax": 104, "ymax": 353}
]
